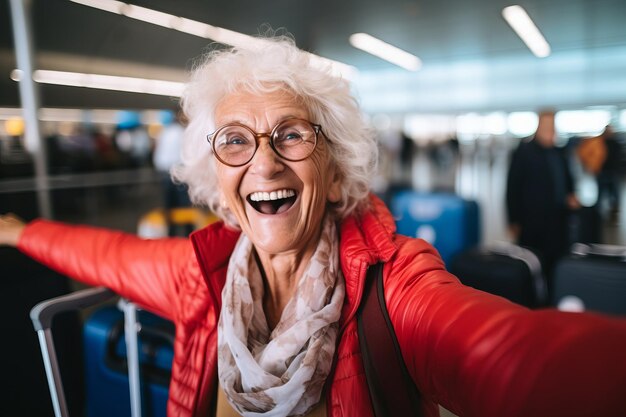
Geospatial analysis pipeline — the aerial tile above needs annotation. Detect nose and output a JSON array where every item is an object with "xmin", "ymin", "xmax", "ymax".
[{"xmin": 248, "ymin": 137, "xmax": 284, "ymax": 177}]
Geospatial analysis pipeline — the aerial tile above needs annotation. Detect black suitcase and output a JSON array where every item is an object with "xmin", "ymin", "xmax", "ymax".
[
  {"xmin": 569, "ymin": 206, "xmax": 603, "ymax": 245},
  {"xmin": 553, "ymin": 243, "xmax": 626, "ymax": 316},
  {"xmin": 449, "ymin": 243, "xmax": 547, "ymax": 308}
]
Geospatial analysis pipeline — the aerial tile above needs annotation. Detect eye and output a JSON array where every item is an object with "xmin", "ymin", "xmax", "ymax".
[
  {"xmin": 215, "ymin": 126, "xmax": 253, "ymax": 148},
  {"xmin": 275, "ymin": 122, "xmax": 311, "ymax": 145},
  {"xmin": 225, "ymin": 134, "xmax": 249, "ymax": 145},
  {"xmin": 281, "ymin": 129, "xmax": 304, "ymax": 141}
]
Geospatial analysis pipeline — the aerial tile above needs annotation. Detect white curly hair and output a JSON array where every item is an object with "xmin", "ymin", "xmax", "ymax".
[{"xmin": 173, "ymin": 35, "xmax": 377, "ymax": 224}]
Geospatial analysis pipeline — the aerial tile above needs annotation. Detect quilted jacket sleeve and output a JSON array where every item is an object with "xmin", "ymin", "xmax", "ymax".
[
  {"xmin": 17, "ymin": 219, "xmax": 195, "ymax": 321},
  {"xmin": 384, "ymin": 237, "xmax": 626, "ymax": 417}
]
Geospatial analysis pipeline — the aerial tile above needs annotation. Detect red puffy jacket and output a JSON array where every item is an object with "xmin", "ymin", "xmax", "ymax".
[{"xmin": 18, "ymin": 196, "xmax": 626, "ymax": 417}]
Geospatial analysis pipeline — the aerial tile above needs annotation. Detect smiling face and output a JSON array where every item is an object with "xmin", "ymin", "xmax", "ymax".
[{"xmin": 214, "ymin": 89, "xmax": 341, "ymax": 256}]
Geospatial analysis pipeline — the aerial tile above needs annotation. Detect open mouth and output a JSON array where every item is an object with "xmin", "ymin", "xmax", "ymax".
[{"xmin": 247, "ymin": 189, "xmax": 297, "ymax": 215}]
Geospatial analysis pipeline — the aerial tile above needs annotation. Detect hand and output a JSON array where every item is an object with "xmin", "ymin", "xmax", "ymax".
[
  {"xmin": 0, "ymin": 214, "xmax": 26, "ymax": 247},
  {"xmin": 508, "ymin": 223, "xmax": 521, "ymax": 242},
  {"xmin": 566, "ymin": 193, "xmax": 581, "ymax": 210}
]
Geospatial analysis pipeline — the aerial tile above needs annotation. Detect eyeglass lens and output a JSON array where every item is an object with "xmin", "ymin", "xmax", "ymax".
[{"xmin": 212, "ymin": 119, "xmax": 317, "ymax": 166}]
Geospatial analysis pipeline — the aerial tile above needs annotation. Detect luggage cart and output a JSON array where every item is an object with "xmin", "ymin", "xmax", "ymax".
[{"xmin": 30, "ymin": 287, "xmax": 149, "ymax": 417}]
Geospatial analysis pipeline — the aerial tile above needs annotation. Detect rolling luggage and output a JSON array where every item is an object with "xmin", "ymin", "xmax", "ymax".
[
  {"xmin": 553, "ymin": 243, "xmax": 626, "ymax": 316},
  {"xmin": 568, "ymin": 206, "xmax": 603, "ymax": 245},
  {"xmin": 390, "ymin": 191, "xmax": 480, "ymax": 265},
  {"xmin": 84, "ymin": 302, "xmax": 173, "ymax": 417},
  {"xmin": 449, "ymin": 242, "xmax": 547, "ymax": 308},
  {"xmin": 30, "ymin": 289, "xmax": 174, "ymax": 417}
]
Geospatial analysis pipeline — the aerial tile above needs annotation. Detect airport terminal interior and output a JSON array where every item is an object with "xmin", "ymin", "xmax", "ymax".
[{"xmin": 1, "ymin": 1, "xmax": 625, "ymax": 416}]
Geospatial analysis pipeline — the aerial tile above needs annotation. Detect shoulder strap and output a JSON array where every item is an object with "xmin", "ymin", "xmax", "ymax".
[{"xmin": 357, "ymin": 262, "xmax": 423, "ymax": 417}]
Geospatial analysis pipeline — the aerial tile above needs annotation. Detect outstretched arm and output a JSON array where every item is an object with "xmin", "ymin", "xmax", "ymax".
[
  {"xmin": 12, "ymin": 218, "xmax": 195, "ymax": 321},
  {"xmin": 386, "ymin": 238, "xmax": 626, "ymax": 417}
]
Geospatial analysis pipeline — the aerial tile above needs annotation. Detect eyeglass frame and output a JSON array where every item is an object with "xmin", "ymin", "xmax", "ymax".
[{"xmin": 206, "ymin": 118, "xmax": 323, "ymax": 167}]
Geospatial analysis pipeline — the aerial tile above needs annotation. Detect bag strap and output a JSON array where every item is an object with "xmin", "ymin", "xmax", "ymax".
[{"xmin": 357, "ymin": 262, "xmax": 423, "ymax": 417}]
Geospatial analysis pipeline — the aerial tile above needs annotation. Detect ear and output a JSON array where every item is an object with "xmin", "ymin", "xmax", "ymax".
[{"xmin": 327, "ymin": 166, "xmax": 342, "ymax": 203}]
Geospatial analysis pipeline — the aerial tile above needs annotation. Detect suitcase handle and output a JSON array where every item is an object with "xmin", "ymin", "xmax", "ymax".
[
  {"xmin": 31, "ymin": 286, "xmax": 116, "ymax": 331},
  {"xmin": 572, "ymin": 243, "xmax": 626, "ymax": 260},
  {"xmin": 488, "ymin": 242, "xmax": 548, "ymax": 305},
  {"xmin": 30, "ymin": 287, "xmax": 116, "ymax": 417},
  {"xmin": 116, "ymin": 298, "xmax": 174, "ymax": 417}
]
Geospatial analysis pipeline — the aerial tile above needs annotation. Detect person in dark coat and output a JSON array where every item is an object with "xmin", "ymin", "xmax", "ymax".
[
  {"xmin": 506, "ymin": 111, "xmax": 580, "ymax": 290},
  {"xmin": 596, "ymin": 125, "xmax": 623, "ymax": 220}
]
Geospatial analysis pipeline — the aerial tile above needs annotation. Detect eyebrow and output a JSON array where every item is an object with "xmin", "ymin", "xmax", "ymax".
[{"xmin": 218, "ymin": 115, "xmax": 307, "ymax": 129}]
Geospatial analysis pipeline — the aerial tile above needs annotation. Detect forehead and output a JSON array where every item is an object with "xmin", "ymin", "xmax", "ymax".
[{"xmin": 214, "ymin": 89, "xmax": 309, "ymax": 125}]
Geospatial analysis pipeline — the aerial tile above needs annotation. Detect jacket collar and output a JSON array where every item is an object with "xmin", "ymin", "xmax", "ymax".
[
  {"xmin": 340, "ymin": 193, "xmax": 398, "ymax": 267},
  {"xmin": 190, "ymin": 221, "xmax": 241, "ymax": 310},
  {"xmin": 338, "ymin": 194, "xmax": 399, "ymax": 329}
]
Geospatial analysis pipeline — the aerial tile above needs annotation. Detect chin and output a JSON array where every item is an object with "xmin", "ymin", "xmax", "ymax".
[{"xmin": 250, "ymin": 236, "xmax": 298, "ymax": 255}]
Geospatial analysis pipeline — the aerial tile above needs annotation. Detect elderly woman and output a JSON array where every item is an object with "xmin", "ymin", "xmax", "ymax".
[{"xmin": 1, "ymin": 36, "xmax": 626, "ymax": 417}]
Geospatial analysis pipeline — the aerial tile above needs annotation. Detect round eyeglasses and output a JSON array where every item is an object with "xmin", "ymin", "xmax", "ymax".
[{"xmin": 207, "ymin": 118, "xmax": 321, "ymax": 167}]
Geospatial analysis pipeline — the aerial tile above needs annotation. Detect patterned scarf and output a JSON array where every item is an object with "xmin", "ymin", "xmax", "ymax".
[{"xmin": 218, "ymin": 218, "xmax": 345, "ymax": 417}]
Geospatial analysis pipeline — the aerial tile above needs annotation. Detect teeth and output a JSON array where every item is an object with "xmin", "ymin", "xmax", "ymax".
[{"xmin": 249, "ymin": 189, "xmax": 295, "ymax": 202}]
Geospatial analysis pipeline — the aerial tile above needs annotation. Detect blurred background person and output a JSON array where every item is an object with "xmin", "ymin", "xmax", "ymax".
[
  {"xmin": 595, "ymin": 125, "xmax": 623, "ymax": 222},
  {"xmin": 114, "ymin": 110, "xmax": 152, "ymax": 168},
  {"xmin": 506, "ymin": 110, "xmax": 580, "ymax": 293},
  {"xmin": 152, "ymin": 110, "xmax": 192, "ymax": 236}
]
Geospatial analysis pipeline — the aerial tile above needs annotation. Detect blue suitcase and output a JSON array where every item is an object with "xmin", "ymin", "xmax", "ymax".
[
  {"xmin": 84, "ymin": 305, "xmax": 174, "ymax": 417},
  {"xmin": 31, "ymin": 290, "xmax": 174, "ymax": 417},
  {"xmin": 390, "ymin": 191, "xmax": 480, "ymax": 265}
]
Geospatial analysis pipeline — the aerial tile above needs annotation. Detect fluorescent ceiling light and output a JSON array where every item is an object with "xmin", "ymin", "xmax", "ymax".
[
  {"xmin": 307, "ymin": 54, "xmax": 359, "ymax": 80},
  {"xmin": 122, "ymin": 4, "xmax": 178, "ymax": 28},
  {"xmin": 69, "ymin": 0, "xmax": 356, "ymax": 79},
  {"xmin": 11, "ymin": 69, "xmax": 184, "ymax": 97},
  {"xmin": 349, "ymin": 33, "xmax": 421, "ymax": 71},
  {"xmin": 69, "ymin": 0, "xmax": 259, "ymax": 47},
  {"xmin": 0, "ymin": 107, "xmax": 166, "ymax": 124},
  {"xmin": 0, "ymin": 107, "xmax": 23, "ymax": 120},
  {"xmin": 502, "ymin": 5, "xmax": 551, "ymax": 58},
  {"xmin": 70, "ymin": 0, "xmax": 124, "ymax": 14}
]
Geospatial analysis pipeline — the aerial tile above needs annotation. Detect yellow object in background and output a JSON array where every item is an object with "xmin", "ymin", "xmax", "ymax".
[
  {"xmin": 138, "ymin": 207, "xmax": 219, "ymax": 239},
  {"xmin": 5, "ymin": 117, "xmax": 25, "ymax": 136}
]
